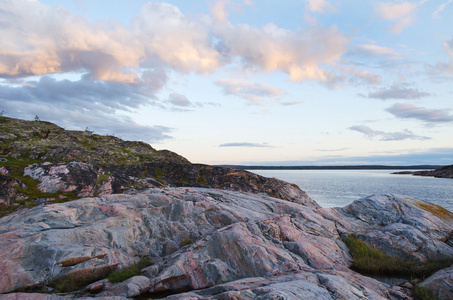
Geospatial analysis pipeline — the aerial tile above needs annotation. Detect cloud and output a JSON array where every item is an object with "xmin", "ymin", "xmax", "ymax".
[
  {"xmin": 0, "ymin": 75, "xmax": 172, "ymax": 142},
  {"xmin": 432, "ymin": 38, "xmax": 453, "ymax": 74},
  {"xmin": 349, "ymin": 125, "xmax": 430, "ymax": 141},
  {"xmin": 375, "ymin": 1, "xmax": 417, "ymax": 33},
  {"xmin": 134, "ymin": 2, "xmax": 220, "ymax": 73},
  {"xmin": 362, "ymin": 84, "xmax": 431, "ymax": 100},
  {"xmin": 280, "ymin": 101, "xmax": 303, "ymax": 106},
  {"xmin": 306, "ymin": 0, "xmax": 337, "ymax": 13},
  {"xmin": 0, "ymin": 1, "xmax": 219, "ymax": 81},
  {"xmin": 219, "ymin": 142, "xmax": 274, "ymax": 148},
  {"xmin": 386, "ymin": 103, "xmax": 453, "ymax": 123},
  {"xmin": 330, "ymin": 66, "xmax": 382, "ymax": 87},
  {"xmin": 213, "ymin": 23, "xmax": 349, "ymax": 82},
  {"xmin": 317, "ymin": 148, "xmax": 350, "ymax": 152},
  {"xmin": 210, "ymin": 0, "xmax": 252, "ymax": 22},
  {"xmin": 168, "ymin": 93, "xmax": 193, "ymax": 107},
  {"xmin": 354, "ymin": 44, "xmax": 400, "ymax": 58},
  {"xmin": 0, "ymin": 0, "xmax": 355, "ymax": 87},
  {"xmin": 242, "ymin": 147, "xmax": 453, "ymax": 166},
  {"xmin": 433, "ymin": 0, "xmax": 453, "ymax": 18},
  {"xmin": 216, "ymin": 79, "xmax": 285, "ymax": 102}
]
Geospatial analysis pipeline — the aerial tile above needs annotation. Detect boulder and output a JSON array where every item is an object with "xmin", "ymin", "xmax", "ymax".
[
  {"xmin": 24, "ymin": 162, "xmax": 99, "ymax": 197},
  {"xmin": 320, "ymin": 194, "xmax": 453, "ymax": 261},
  {"xmin": 419, "ymin": 265, "xmax": 453, "ymax": 299}
]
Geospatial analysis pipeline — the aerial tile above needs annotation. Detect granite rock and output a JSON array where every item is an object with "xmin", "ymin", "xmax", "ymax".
[
  {"xmin": 0, "ymin": 189, "xmax": 452, "ymax": 299},
  {"xmin": 419, "ymin": 265, "xmax": 453, "ymax": 300}
]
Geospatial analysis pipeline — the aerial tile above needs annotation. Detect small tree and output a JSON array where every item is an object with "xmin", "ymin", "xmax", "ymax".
[
  {"xmin": 34, "ymin": 115, "xmax": 40, "ymax": 122},
  {"xmin": 0, "ymin": 110, "xmax": 4, "ymax": 116}
]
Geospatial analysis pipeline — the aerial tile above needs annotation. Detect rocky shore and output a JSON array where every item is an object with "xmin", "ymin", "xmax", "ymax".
[
  {"xmin": 0, "ymin": 189, "xmax": 452, "ymax": 299},
  {"xmin": 1, "ymin": 116, "xmax": 453, "ymax": 299}
]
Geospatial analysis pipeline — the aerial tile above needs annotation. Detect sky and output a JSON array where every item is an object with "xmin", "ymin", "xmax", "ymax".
[{"xmin": 1, "ymin": 0, "xmax": 453, "ymax": 166}]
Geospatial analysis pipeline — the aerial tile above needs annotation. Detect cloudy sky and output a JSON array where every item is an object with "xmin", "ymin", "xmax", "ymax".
[{"xmin": 1, "ymin": 0, "xmax": 453, "ymax": 165}]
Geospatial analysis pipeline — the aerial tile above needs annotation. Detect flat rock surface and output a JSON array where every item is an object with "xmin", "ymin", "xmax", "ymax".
[{"xmin": 0, "ymin": 189, "xmax": 452, "ymax": 299}]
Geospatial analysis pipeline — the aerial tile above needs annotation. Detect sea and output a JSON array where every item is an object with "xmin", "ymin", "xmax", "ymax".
[{"xmin": 248, "ymin": 169, "xmax": 453, "ymax": 212}]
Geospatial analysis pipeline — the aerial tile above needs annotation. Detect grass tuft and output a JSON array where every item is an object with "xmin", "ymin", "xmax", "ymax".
[
  {"xmin": 344, "ymin": 236, "xmax": 453, "ymax": 279},
  {"xmin": 413, "ymin": 285, "xmax": 437, "ymax": 300},
  {"xmin": 107, "ymin": 258, "xmax": 151, "ymax": 283}
]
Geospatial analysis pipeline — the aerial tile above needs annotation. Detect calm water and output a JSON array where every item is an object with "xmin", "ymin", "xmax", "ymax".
[{"xmin": 249, "ymin": 169, "xmax": 453, "ymax": 212}]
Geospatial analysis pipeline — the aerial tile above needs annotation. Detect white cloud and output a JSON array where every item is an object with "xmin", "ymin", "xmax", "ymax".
[
  {"xmin": 0, "ymin": 0, "xmax": 352, "ymax": 86},
  {"xmin": 213, "ymin": 23, "xmax": 349, "ymax": 82},
  {"xmin": 210, "ymin": 0, "xmax": 253, "ymax": 22},
  {"xmin": 306, "ymin": 0, "xmax": 337, "ymax": 13},
  {"xmin": 216, "ymin": 79, "xmax": 285, "ymax": 102},
  {"xmin": 349, "ymin": 125, "xmax": 430, "ymax": 141},
  {"xmin": 376, "ymin": 1, "xmax": 418, "ymax": 33},
  {"xmin": 355, "ymin": 44, "xmax": 400, "ymax": 58},
  {"xmin": 0, "ymin": 1, "xmax": 219, "ymax": 82},
  {"xmin": 219, "ymin": 142, "xmax": 274, "ymax": 148},
  {"xmin": 132, "ymin": 2, "xmax": 220, "ymax": 74},
  {"xmin": 433, "ymin": 0, "xmax": 453, "ymax": 18}
]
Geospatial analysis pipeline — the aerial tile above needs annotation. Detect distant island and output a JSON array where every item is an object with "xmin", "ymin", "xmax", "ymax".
[
  {"xmin": 218, "ymin": 165, "xmax": 444, "ymax": 170},
  {"xmin": 391, "ymin": 164, "xmax": 453, "ymax": 179}
]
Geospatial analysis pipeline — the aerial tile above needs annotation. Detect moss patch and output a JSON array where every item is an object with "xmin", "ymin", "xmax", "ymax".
[{"xmin": 403, "ymin": 198, "xmax": 453, "ymax": 222}]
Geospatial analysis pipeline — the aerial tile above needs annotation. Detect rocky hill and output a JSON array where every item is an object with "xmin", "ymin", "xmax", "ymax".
[{"xmin": 0, "ymin": 116, "xmax": 315, "ymax": 213}]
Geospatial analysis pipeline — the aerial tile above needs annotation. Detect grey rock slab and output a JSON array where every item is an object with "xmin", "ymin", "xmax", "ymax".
[
  {"xmin": 419, "ymin": 265, "xmax": 453, "ymax": 300},
  {"xmin": 98, "ymin": 275, "xmax": 150, "ymax": 297},
  {"xmin": 161, "ymin": 270, "xmax": 392, "ymax": 300},
  {"xmin": 0, "ymin": 187, "xmax": 327, "ymax": 293},
  {"xmin": 326, "ymin": 194, "xmax": 453, "ymax": 261}
]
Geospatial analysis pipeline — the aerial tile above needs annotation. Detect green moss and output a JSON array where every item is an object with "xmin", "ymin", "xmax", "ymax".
[
  {"xmin": 180, "ymin": 237, "xmax": 193, "ymax": 248},
  {"xmin": 139, "ymin": 167, "xmax": 148, "ymax": 179},
  {"xmin": 177, "ymin": 177, "xmax": 189, "ymax": 185},
  {"xmin": 0, "ymin": 157, "xmax": 45, "ymax": 169},
  {"xmin": 197, "ymin": 175, "xmax": 207, "ymax": 185},
  {"xmin": 152, "ymin": 166, "xmax": 166, "ymax": 184},
  {"xmin": 107, "ymin": 258, "xmax": 152, "ymax": 283},
  {"xmin": 97, "ymin": 174, "xmax": 110, "ymax": 184},
  {"xmin": 403, "ymin": 198, "xmax": 453, "ymax": 221}
]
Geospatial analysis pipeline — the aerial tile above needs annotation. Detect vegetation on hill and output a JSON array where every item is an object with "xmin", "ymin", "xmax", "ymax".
[{"xmin": 0, "ymin": 116, "xmax": 189, "ymax": 166}]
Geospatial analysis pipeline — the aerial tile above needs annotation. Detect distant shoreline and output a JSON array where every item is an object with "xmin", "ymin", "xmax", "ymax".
[{"xmin": 216, "ymin": 165, "xmax": 444, "ymax": 170}]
